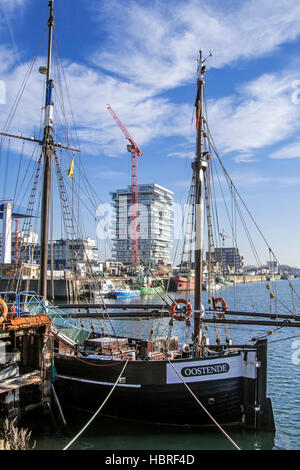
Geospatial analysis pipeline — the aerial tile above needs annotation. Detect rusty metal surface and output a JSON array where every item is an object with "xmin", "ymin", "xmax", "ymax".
[{"xmin": 0, "ymin": 314, "xmax": 51, "ymax": 331}]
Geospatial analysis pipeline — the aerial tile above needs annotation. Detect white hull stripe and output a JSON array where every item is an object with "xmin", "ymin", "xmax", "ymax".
[
  {"xmin": 57, "ymin": 374, "xmax": 141, "ymax": 388},
  {"xmin": 167, "ymin": 352, "xmax": 257, "ymax": 384}
]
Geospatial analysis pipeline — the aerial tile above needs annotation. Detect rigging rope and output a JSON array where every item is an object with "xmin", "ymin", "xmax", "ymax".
[
  {"xmin": 167, "ymin": 359, "xmax": 241, "ymax": 450},
  {"xmin": 62, "ymin": 358, "xmax": 129, "ymax": 450},
  {"xmin": 0, "ymin": 26, "xmax": 47, "ymax": 143},
  {"xmin": 206, "ymin": 126, "xmax": 300, "ymax": 306}
]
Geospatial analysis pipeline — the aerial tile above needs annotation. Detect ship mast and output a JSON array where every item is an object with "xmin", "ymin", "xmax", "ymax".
[
  {"xmin": 0, "ymin": 0, "xmax": 81, "ymax": 298},
  {"xmin": 193, "ymin": 51, "xmax": 208, "ymax": 355},
  {"xmin": 39, "ymin": 0, "xmax": 55, "ymax": 298}
]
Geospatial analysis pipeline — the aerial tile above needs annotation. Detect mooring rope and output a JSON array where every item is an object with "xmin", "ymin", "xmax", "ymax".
[
  {"xmin": 62, "ymin": 358, "xmax": 129, "ymax": 450},
  {"xmin": 167, "ymin": 359, "xmax": 241, "ymax": 450}
]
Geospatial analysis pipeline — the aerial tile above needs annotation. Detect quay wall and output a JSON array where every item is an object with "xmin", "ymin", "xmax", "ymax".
[
  {"xmin": 228, "ymin": 274, "xmax": 281, "ymax": 284},
  {"xmin": 0, "ymin": 273, "xmax": 283, "ymax": 299}
]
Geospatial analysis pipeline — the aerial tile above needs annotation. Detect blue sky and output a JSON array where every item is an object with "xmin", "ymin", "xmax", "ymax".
[{"xmin": 1, "ymin": 0, "xmax": 300, "ymax": 266}]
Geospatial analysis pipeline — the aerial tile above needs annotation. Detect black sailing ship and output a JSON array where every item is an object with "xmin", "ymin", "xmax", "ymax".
[
  {"xmin": 2, "ymin": 0, "xmax": 300, "ymax": 431},
  {"xmin": 43, "ymin": 3, "xmax": 276, "ymax": 430}
]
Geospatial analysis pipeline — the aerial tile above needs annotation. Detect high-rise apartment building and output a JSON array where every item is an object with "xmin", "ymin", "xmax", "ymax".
[
  {"xmin": 206, "ymin": 247, "xmax": 244, "ymax": 273},
  {"xmin": 111, "ymin": 184, "xmax": 173, "ymax": 266}
]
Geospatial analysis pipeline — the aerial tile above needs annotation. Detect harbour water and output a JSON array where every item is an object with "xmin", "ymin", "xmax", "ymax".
[{"xmin": 27, "ymin": 279, "xmax": 300, "ymax": 450}]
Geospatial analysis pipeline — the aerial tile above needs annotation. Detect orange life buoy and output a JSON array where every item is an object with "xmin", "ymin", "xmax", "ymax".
[
  {"xmin": 0, "ymin": 299, "xmax": 8, "ymax": 324},
  {"xmin": 213, "ymin": 297, "xmax": 228, "ymax": 318},
  {"xmin": 169, "ymin": 298, "xmax": 192, "ymax": 322}
]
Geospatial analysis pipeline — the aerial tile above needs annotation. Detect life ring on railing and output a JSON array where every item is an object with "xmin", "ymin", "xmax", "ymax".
[
  {"xmin": 213, "ymin": 297, "xmax": 228, "ymax": 318},
  {"xmin": 169, "ymin": 299, "xmax": 192, "ymax": 322},
  {"xmin": 0, "ymin": 299, "xmax": 8, "ymax": 324}
]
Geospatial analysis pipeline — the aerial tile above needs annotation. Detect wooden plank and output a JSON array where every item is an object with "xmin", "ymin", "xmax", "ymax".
[
  {"xmin": 56, "ymin": 303, "xmax": 167, "ymax": 310},
  {"xmin": 0, "ymin": 372, "xmax": 42, "ymax": 394}
]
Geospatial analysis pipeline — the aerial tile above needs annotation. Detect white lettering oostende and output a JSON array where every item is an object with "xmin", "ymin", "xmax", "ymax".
[{"xmin": 181, "ymin": 363, "xmax": 230, "ymax": 377}]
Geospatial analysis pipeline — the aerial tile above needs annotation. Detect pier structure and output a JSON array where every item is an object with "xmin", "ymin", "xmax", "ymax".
[{"xmin": 0, "ymin": 292, "xmax": 53, "ymax": 423}]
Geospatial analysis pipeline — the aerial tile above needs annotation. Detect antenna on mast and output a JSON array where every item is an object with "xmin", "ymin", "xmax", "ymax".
[{"xmin": 197, "ymin": 50, "xmax": 212, "ymax": 74}]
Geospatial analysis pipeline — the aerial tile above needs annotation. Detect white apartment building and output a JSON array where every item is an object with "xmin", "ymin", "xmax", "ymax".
[
  {"xmin": 111, "ymin": 184, "xmax": 174, "ymax": 266},
  {"xmin": 0, "ymin": 231, "xmax": 98, "ymax": 269}
]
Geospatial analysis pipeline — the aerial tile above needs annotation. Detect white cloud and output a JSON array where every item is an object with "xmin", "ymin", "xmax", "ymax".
[
  {"xmin": 0, "ymin": 0, "xmax": 28, "ymax": 69},
  {"xmin": 2, "ymin": 58, "xmax": 299, "ymax": 168},
  {"xmin": 92, "ymin": 0, "xmax": 300, "ymax": 91},
  {"xmin": 0, "ymin": 56, "xmax": 192, "ymax": 158},
  {"xmin": 269, "ymin": 141, "xmax": 300, "ymax": 159},
  {"xmin": 167, "ymin": 151, "xmax": 194, "ymax": 159},
  {"xmin": 233, "ymin": 152, "xmax": 256, "ymax": 163},
  {"xmin": 0, "ymin": 0, "xmax": 26, "ymax": 13},
  {"xmin": 229, "ymin": 171, "xmax": 300, "ymax": 187},
  {"xmin": 1, "ymin": 0, "xmax": 300, "ymax": 167},
  {"xmin": 94, "ymin": 169, "xmax": 127, "ymax": 180},
  {"xmin": 80, "ymin": 0, "xmax": 300, "ymax": 162},
  {"xmin": 206, "ymin": 72, "xmax": 300, "ymax": 156}
]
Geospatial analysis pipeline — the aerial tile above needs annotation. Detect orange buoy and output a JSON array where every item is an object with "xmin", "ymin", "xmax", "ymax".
[
  {"xmin": 0, "ymin": 299, "xmax": 8, "ymax": 324},
  {"xmin": 213, "ymin": 297, "xmax": 229, "ymax": 318},
  {"xmin": 169, "ymin": 298, "xmax": 192, "ymax": 322},
  {"xmin": 213, "ymin": 297, "xmax": 228, "ymax": 311}
]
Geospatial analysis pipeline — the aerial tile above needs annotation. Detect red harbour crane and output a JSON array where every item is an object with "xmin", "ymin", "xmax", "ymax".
[{"xmin": 106, "ymin": 105, "xmax": 143, "ymax": 266}]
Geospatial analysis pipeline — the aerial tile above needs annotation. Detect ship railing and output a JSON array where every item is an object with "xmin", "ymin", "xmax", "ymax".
[
  {"xmin": 0, "ymin": 291, "xmax": 47, "ymax": 317},
  {"xmin": 0, "ymin": 291, "xmax": 91, "ymax": 346},
  {"xmin": 45, "ymin": 303, "xmax": 91, "ymax": 346}
]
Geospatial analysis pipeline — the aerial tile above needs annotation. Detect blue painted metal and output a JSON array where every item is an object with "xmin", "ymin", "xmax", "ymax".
[
  {"xmin": 45, "ymin": 79, "xmax": 54, "ymax": 106},
  {"xmin": 0, "ymin": 291, "xmax": 46, "ymax": 317}
]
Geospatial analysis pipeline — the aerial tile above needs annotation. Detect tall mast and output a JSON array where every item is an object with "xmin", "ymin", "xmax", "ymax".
[
  {"xmin": 193, "ymin": 51, "xmax": 208, "ymax": 354},
  {"xmin": 39, "ymin": 0, "xmax": 55, "ymax": 298}
]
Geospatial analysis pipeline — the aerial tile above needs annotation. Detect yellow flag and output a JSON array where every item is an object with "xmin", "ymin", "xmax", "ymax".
[{"xmin": 68, "ymin": 156, "xmax": 74, "ymax": 179}]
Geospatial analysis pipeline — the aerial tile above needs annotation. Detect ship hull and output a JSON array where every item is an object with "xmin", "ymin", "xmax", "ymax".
[
  {"xmin": 171, "ymin": 276, "xmax": 195, "ymax": 292},
  {"xmin": 55, "ymin": 374, "xmax": 243, "ymax": 426},
  {"xmin": 113, "ymin": 291, "xmax": 141, "ymax": 298},
  {"xmin": 139, "ymin": 286, "xmax": 164, "ymax": 295},
  {"xmin": 53, "ymin": 344, "xmax": 275, "ymax": 430}
]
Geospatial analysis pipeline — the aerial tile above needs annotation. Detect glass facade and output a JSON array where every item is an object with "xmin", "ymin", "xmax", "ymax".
[{"xmin": 111, "ymin": 184, "xmax": 174, "ymax": 265}]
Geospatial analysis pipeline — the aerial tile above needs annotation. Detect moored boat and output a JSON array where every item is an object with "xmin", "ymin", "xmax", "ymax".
[
  {"xmin": 5, "ymin": 2, "xmax": 300, "ymax": 434},
  {"xmin": 136, "ymin": 274, "xmax": 164, "ymax": 295},
  {"xmin": 139, "ymin": 285, "xmax": 163, "ymax": 295},
  {"xmin": 113, "ymin": 287, "xmax": 141, "ymax": 298},
  {"xmin": 171, "ymin": 275, "xmax": 195, "ymax": 292},
  {"xmin": 47, "ymin": 42, "xmax": 277, "ymax": 430}
]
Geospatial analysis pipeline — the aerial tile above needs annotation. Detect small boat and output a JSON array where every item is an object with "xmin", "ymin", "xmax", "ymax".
[
  {"xmin": 215, "ymin": 276, "xmax": 234, "ymax": 286},
  {"xmin": 98, "ymin": 279, "xmax": 116, "ymax": 297},
  {"xmin": 139, "ymin": 285, "xmax": 163, "ymax": 295},
  {"xmin": 202, "ymin": 279, "xmax": 222, "ymax": 291},
  {"xmin": 113, "ymin": 287, "xmax": 141, "ymax": 298},
  {"xmin": 136, "ymin": 274, "xmax": 164, "ymax": 295}
]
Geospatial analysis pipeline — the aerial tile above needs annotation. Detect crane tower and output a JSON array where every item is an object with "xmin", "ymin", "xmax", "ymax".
[{"xmin": 107, "ymin": 105, "xmax": 142, "ymax": 266}]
